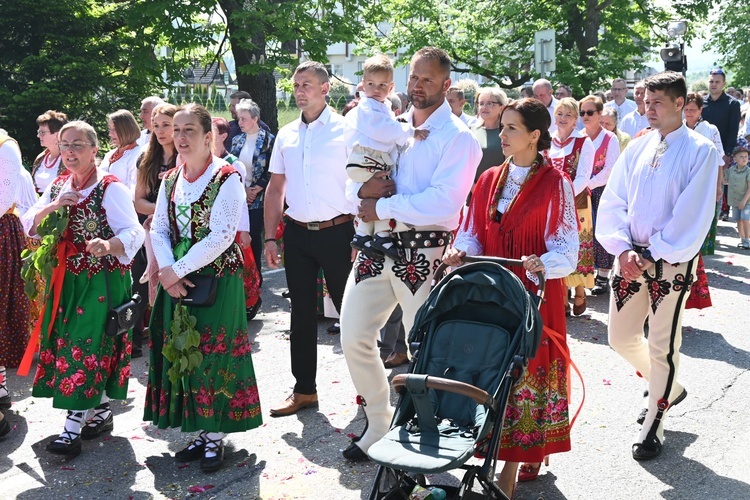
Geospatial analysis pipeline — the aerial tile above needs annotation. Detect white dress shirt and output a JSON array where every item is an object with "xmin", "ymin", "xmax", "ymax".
[
  {"xmin": 605, "ymin": 99, "xmax": 637, "ymax": 125},
  {"xmin": 454, "ymin": 162, "xmax": 579, "ymax": 279},
  {"xmin": 22, "ymin": 173, "xmax": 145, "ymax": 265},
  {"xmin": 596, "ymin": 125, "xmax": 721, "ymax": 263},
  {"xmin": 269, "ymin": 106, "xmax": 355, "ymax": 222},
  {"xmin": 546, "ymin": 96, "xmax": 559, "ymax": 134},
  {"xmin": 344, "ymin": 96, "xmax": 413, "ymax": 151},
  {"xmin": 548, "ymin": 130, "xmax": 594, "ymax": 196},
  {"xmin": 150, "ymin": 158, "xmax": 244, "ymax": 278},
  {"xmin": 100, "ymin": 145, "xmax": 141, "ymax": 195},
  {"xmin": 346, "ymin": 100, "xmax": 481, "ymax": 230},
  {"xmin": 458, "ymin": 112, "xmax": 478, "ymax": 129},
  {"xmin": 588, "ymin": 129, "xmax": 621, "ymax": 189},
  {"xmin": 620, "ymin": 109, "xmax": 650, "ymax": 138}
]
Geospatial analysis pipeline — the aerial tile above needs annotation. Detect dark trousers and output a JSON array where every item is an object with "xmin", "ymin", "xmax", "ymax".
[
  {"xmin": 130, "ymin": 246, "xmax": 149, "ymax": 348},
  {"xmin": 284, "ymin": 220, "xmax": 354, "ymax": 394},
  {"xmin": 378, "ymin": 305, "xmax": 406, "ymax": 358},
  {"xmin": 249, "ymin": 207, "xmax": 264, "ymax": 286}
]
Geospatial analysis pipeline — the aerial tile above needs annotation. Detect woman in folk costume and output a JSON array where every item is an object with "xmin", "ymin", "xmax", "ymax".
[
  {"xmin": 212, "ymin": 116, "xmax": 262, "ymax": 320},
  {"xmin": 548, "ymin": 97, "xmax": 595, "ymax": 315},
  {"xmin": 0, "ymin": 133, "xmax": 31, "ymax": 438},
  {"xmin": 20, "ymin": 121, "xmax": 145, "ymax": 456},
  {"xmin": 31, "ymin": 110, "xmax": 69, "ymax": 194},
  {"xmin": 683, "ymin": 92, "xmax": 724, "ymax": 310},
  {"xmin": 444, "ymin": 98, "xmax": 579, "ymax": 499},
  {"xmin": 144, "ymin": 104, "xmax": 262, "ymax": 473},
  {"xmin": 580, "ymin": 96, "xmax": 621, "ymax": 296},
  {"xmin": 100, "ymin": 109, "xmax": 142, "ymax": 194}
]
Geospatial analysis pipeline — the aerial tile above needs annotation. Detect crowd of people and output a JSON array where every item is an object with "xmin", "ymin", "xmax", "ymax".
[{"xmin": 0, "ymin": 45, "xmax": 748, "ymax": 499}]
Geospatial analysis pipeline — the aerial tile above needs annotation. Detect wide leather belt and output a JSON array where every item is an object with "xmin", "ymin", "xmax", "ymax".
[
  {"xmin": 289, "ymin": 214, "xmax": 354, "ymax": 231},
  {"xmin": 393, "ymin": 230, "xmax": 453, "ymax": 249}
]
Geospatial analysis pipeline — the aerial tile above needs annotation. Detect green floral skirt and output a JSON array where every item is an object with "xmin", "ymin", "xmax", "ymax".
[
  {"xmin": 32, "ymin": 269, "xmax": 132, "ymax": 410},
  {"xmin": 144, "ymin": 270, "xmax": 262, "ymax": 433}
]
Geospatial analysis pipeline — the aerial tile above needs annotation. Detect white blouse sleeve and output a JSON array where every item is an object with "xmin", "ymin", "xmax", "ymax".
[
  {"xmin": 573, "ymin": 138, "xmax": 595, "ymax": 195},
  {"xmin": 102, "ymin": 181, "xmax": 145, "ymax": 264},
  {"xmin": 708, "ymin": 124, "xmax": 724, "ymax": 157},
  {"xmin": 453, "ymin": 206, "xmax": 483, "ymax": 257},
  {"xmin": 589, "ymin": 136, "xmax": 621, "ymax": 189},
  {"xmin": 230, "ymin": 159, "xmax": 250, "ymax": 232},
  {"xmin": 172, "ymin": 173, "xmax": 244, "ymax": 278},
  {"xmin": 149, "ymin": 177, "xmax": 175, "ymax": 270},
  {"xmin": 0, "ymin": 141, "xmax": 22, "ymax": 214},
  {"xmin": 539, "ymin": 179, "xmax": 579, "ymax": 279},
  {"xmin": 21, "ymin": 180, "xmax": 55, "ymax": 237}
]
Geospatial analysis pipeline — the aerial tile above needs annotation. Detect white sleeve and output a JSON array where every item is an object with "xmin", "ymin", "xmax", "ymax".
[
  {"xmin": 589, "ymin": 136, "xmax": 621, "ymax": 189},
  {"xmin": 172, "ymin": 173, "xmax": 244, "ymax": 278},
  {"xmin": 574, "ymin": 138, "xmax": 594, "ymax": 195},
  {"xmin": 376, "ymin": 131, "xmax": 482, "ymax": 226},
  {"xmin": 149, "ymin": 177, "xmax": 175, "ymax": 270},
  {"xmin": 709, "ymin": 125, "xmax": 724, "ymax": 157},
  {"xmin": 0, "ymin": 141, "xmax": 22, "ymax": 214},
  {"xmin": 595, "ymin": 149, "xmax": 634, "ymax": 258},
  {"xmin": 21, "ymin": 180, "xmax": 54, "ymax": 237},
  {"xmin": 648, "ymin": 146, "xmax": 721, "ymax": 263},
  {"xmin": 453, "ymin": 206, "xmax": 483, "ymax": 257},
  {"xmin": 231, "ymin": 159, "xmax": 250, "ymax": 232},
  {"xmin": 539, "ymin": 179, "xmax": 579, "ymax": 279},
  {"xmin": 347, "ymin": 101, "xmax": 414, "ymax": 147},
  {"xmin": 102, "ymin": 181, "xmax": 145, "ymax": 264}
]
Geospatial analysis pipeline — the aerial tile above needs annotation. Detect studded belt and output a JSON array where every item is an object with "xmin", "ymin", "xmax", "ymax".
[{"xmin": 393, "ymin": 230, "xmax": 453, "ymax": 249}]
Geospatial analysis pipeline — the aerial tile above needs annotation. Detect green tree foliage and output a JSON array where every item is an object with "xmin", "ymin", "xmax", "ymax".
[
  {"xmin": 358, "ymin": 0, "xmax": 711, "ymax": 94},
  {"xmin": 710, "ymin": 3, "xmax": 750, "ymax": 86},
  {"xmin": 0, "ymin": 0, "xmax": 162, "ymax": 160}
]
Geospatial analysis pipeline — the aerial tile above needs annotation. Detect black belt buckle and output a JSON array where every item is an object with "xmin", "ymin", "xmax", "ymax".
[{"xmin": 307, "ymin": 222, "xmax": 320, "ymax": 231}]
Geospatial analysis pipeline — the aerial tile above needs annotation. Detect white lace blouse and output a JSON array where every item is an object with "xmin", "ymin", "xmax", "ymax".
[
  {"xmin": 0, "ymin": 140, "xmax": 22, "ymax": 214},
  {"xmin": 22, "ymin": 172, "xmax": 145, "ymax": 265},
  {"xmin": 150, "ymin": 157, "xmax": 244, "ymax": 279},
  {"xmin": 453, "ymin": 162, "xmax": 580, "ymax": 280}
]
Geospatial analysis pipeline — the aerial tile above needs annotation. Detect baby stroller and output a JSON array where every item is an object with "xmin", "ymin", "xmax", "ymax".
[{"xmin": 367, "ymin": 256, "xmax": 544, "ymax": 500}]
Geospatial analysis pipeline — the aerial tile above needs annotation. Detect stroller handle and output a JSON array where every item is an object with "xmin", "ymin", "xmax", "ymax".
[
  {"xmin": 391, "ymin": 374, "xmax": 494, "ymax": 408},
  {"xmin": 432, "ymin": 256, "xmax": 546, "ymax": 300}
]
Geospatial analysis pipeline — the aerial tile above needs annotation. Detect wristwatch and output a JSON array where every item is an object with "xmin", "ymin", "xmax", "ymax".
[{"xmin": 641, "ymin": 248, "xmax": 656, "ymax": 263}]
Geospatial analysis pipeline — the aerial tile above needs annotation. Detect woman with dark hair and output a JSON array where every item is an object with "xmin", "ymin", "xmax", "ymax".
[
  {"xmin": 21, "ymin": 121, "xmax": 144, "ymax": 456},
  {"xmin": 135, "ymin": 104, "xmax": 178, "ymax": 308},
  {"xmin": 683, "ymin": 92, "xmax": 724, "ymax": 310},
  {"xmin": 580, "ymin": 96, "xmax": 621, "ymax": 296},
  {"xmin": 145, "ymin": 104, "xmax": 262, "ymax": 472},
  {"xmin": 444, "ymin": 98, "xmax": 579, "ymax": 498},
  {"xmin": 32, "ymin": 110, "xmax": 69, "ymax": 194},
  {"xmin": 100, "ymin": 110, "xmax": 142, "ymax": 194}
]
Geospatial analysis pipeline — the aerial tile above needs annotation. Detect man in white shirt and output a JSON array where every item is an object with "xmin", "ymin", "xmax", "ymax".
[
  {"xmin": 446, "ymin": 87, "xmax": 477, "ymax": 127},
  {"xmin": 264, "ymin": 61, "xmax": 356, "ymax": 418},
  {"xmin": 533, "ymin": 78, "xmax": 558, "ymax": 133},
  {"xmin": 604, "ymin": 78, "xmax": 637, "ymax": 125},
  {"xmin": 597, "ymin": 71, "xmax": 720, "ymax": 461},
  {"xmin": 620, "ymin": 81, "xmax": 649, "ymax": 137},
  {"xmin": 339, "ymin": 47, "xmax": 481, "ymax": 461},
  {"xmin": 136, "ymin": 96, "xmax": 164, "ymax": 147}
]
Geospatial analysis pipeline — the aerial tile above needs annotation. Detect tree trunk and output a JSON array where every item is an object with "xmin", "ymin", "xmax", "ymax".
[{"xmin": 220, "ymin": 1, "xmax": 279, "ymax": 133}]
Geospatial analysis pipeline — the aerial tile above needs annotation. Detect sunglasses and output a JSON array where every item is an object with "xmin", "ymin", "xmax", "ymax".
[
  {"xmin": 579, "ymin": 110, "xmax": 598, "ymax": 117},
  {"xmin": 709, "ymin": 68, "xmax": 725, "ymax": 75}
]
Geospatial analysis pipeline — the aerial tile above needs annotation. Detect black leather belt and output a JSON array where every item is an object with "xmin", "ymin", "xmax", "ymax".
[
  {"xmin": 289, "ymin": 214, "xmax": 354, "ymax": 231},
  {"xmin": 393, "ymin": 230, "xmax": 453, "ymax": 249}
]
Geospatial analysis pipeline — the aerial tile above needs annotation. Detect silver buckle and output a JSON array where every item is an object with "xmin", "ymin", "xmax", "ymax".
[{"xmin": 306, "ymin": 222, "xmax": 320, "ymax": 231}]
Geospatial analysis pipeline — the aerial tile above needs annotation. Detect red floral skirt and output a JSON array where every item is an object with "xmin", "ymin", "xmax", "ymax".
[{"xmin": 0, "ymin": 214, "xmax": 30, "ymax": 367}]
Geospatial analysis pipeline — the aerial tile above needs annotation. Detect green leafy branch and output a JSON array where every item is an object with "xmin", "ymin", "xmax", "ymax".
[
  {"xmin": 21, "ymin": 208, "xmax": 69, "ymax": 300},
  {"xmin": 163, "ymin": 303, "xmax": 203, "ymax": 385}
]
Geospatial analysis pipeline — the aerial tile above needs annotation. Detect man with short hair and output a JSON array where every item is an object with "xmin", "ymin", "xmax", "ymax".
[
  {"xmin": 620, "ymin": 81, "xmax": 649, "ymax": 135},
  {"xmin": 703, "ymin": 69, "xmax": 742, "ymax": 218},
  {"xmin": 264, "ymin": 61, "xmax": 356, "ymax": 417},
  {"xmin": 605, "ymin": 78, "xmax": 637, "ymax": 122},
  {"xmin": 555, "ymin": 84, "xmax": 573, "ymax": 100},
  {"xmin": 533, "ymin": 78, "xmax": 558, "ymax": 132},
  {"xmin": 597, "ymin": 71, "xmax": 721, "ymax": 461},
  {"xmin": 446, "ymin": 87, "xmax": 477, "ymax": 127},
  {"xmin": 136, "ymin": 96, "xmax": 164, "ymax": 147},
  {"xmin": 339, "ymin": 47, "xmax": 481, "ymax": 461}
]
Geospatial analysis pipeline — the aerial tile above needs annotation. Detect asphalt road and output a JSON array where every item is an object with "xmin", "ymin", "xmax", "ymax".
[{"xmin": 1, "ymin": 219, "xmax": 749, "ymax": 499}]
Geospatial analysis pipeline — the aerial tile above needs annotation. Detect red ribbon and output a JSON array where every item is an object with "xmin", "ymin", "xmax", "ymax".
[
  {"xmin": 543, "ymin": 325, "xmax": 585, "ymax": 428},
  {"xmin": 18, "ymin": 239, "xmax": 77, "ymax": 376}
]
